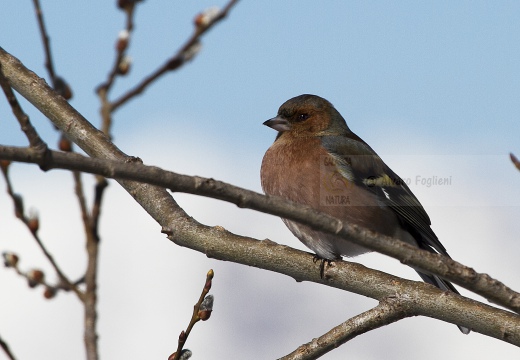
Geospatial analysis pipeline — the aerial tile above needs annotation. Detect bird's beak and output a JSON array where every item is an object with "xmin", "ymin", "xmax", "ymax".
[{"xmin": 263, "ymin": 116, "xmax": 291, "ymax": 132}]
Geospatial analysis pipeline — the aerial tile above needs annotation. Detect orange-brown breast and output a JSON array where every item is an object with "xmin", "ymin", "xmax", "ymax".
[{"xmin": 261, "ymin": 135, "xmax": 399, "ymax": 239}]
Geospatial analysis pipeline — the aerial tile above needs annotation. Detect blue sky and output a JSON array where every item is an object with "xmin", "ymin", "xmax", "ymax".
[{"xmin": 1, "ymin": 1, "xmax": 520, "ymax": 359}]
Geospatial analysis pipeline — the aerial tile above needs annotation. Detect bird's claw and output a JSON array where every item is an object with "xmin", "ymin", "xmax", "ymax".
[{"xmin": 313, "ymin": 255, "xmax": 333, "ymax": 279}]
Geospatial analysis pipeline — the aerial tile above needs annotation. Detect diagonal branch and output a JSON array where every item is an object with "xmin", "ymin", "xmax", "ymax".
[
  {"xmin": 510, "ymin": 153, "xmax": 520, "ymax": 172},
  {"xmin": 109, "ymin": 0, "xmax": 240, "ymax": 113},
  {"xmin": 0, "ymin": 63, "xmax": 47, "ymax": 150},
  {"xmin": 1, "ymin": 144, "xmax": 519, "ymax": 314},
  {"xmin": 1, "ymin": 151, "xmax": 520, "ymax": 345},
  {"xmin": 0, "ymin": 159, "xmax": 83, "ymax": 300},
  {"xmin": 32, "ymin": 0, "xmax": 56, "ymax": 86},
  {"xmin": 0, "ymin": 334, "xmax": 16, "ymax": 360},
  {"xmin": 279, "ymin": 297, "xmax": 410, "ymax": 360},
  {"xmin": 96, "ymin": 4, "xmax": 136, "ymax": 97}
]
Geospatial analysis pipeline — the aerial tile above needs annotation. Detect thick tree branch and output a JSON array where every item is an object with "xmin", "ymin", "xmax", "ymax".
[
  {"xmin": 1, "ymin": 46, "xmax": 520, "ymax": 346},
  {"xmin": 1, "ymin": 144, "xmax": 519, "ymax": 315},
  {"xmin": 0, "ymin": 47, "xmax": 123, "ymax": 160},
  {"xmin": 1, "ymin": 151, "xmax": 520, "ymax": 345}
]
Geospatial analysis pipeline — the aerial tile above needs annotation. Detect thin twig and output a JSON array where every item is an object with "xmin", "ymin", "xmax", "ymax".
[
  {"xmin": 2, "ymin": 252, "xmax": 83, "ymax": 298},
  {"xmin": 0, "ymin": 161, "xmax": 84, "ymax": 300},
  {"xmin": 96, "ymin": 3, "xmax": 137, "ymax": 137},
  {"xmin": 0, "ymin": 63, "xmax": 47, "ymax": 150},
  {"xmin": 110, "ymin": 0, "xmax": 240, "ymax": 113},
  {"xmin": 72, "ymin": 170, "xmax": 100, "ymax": 360},
  {"xmin": 96, "ymin": 5, "xmax": 135, "ymax": 95},
  {"xmin": 83, "ymin": 233, "xmax": 99, "ymax": 360},
  {"xmin": 32, "ymin": 0, "xmax": 56, "ymax": 86},
  {"xmin": 81, "ymin": 175, "xmax": 106, "ymax": 360},
  {"xmin": 73, "ymin": 171, "xmax": 91, "ymax": 234},
  {"xmin": 91, "ymin": 178, "xmax": 108, "ymax": 242},
  {"xmin": 32, "ymin": 0, "xmax": 73, "ymax": 101},
  {"xmin": 510, "ymin": 153, "xmax": 520, "ymax": 171},
  {"xmin": 170, "ymin": 269, "xmax": 214, "ymax": 360},
  {"xmin": 84, "ymin": 10, "xmax": 130, "ymax": 356},
  {"xmin": 0, "ymin": 334, "xmax": 16, "ymax": 360}
]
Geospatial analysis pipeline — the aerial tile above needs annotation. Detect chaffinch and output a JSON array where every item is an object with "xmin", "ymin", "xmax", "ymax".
[{"xmin": 261, "ymin": 94, "xmax": 468, "ymax": 334}]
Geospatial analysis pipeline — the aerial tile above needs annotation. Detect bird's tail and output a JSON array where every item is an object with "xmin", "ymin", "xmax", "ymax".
[{"xmin": 416, "ymin": 271, "xmax": 470, "ymax": 334}]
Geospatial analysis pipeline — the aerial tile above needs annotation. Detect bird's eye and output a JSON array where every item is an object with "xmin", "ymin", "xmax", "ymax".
[{"xmin": 296, "ymin": 113, "xmax": 309, "ymax": 122}]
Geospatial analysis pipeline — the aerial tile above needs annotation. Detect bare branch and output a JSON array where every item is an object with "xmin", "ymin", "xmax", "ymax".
[
  {"xmin": 2, "ymin": 251, "xmax": 82, "ymax": 298},
  {"xmin": 32, "ymin": 0, "xmax": 56, "ymax": 86},
  {"xmin": 96, "ymin": 5, "xmax": 136, "ymax": 96},
  {"xmin": 71, "ymin": 169, "xmax": 100, "ymax": 360},
  {"xmin": 170, "ymin": 269, "xmax": 214, "ymax": 360},
  {"xmin": 1, "ymin": 46, "xmax": 520, "ymax": 345},
  {"xmin": 510, "ymin": 153, "xmax": 520, "ymax": 172},
  {"xmin": 1, "ymin": 147, "xmax": 520, "ymax": 343},
  {"xmin": 109, "ymin": 0, "xmax": 240, "ymax": 113},
  {"xmin": 1, "ymin": 144, "xmax": 519, "ymax": 315},
  {"xmin": 84, "ymin": 235, "xmax": 99, "ymax": 360},
  {"xmin": 96, "ymin": 1, "xmax": 138, "ymax": 137},
  {"xmin": 279, "ymin": 298, "xmax": 408, "ymax": 360},
  {"xmin": 31, "ymin": 5, "xmax": 108, "ymax": 357},
  {"xmin": 0, "ymin": 63, "xmax": 47, "ymax": 150},
  {"xmin": 31, "ymin": 12, "xmax": 97, "ymax": 355},
  {"xmin": 0, "ymin": 334, "xmax": 16, "ymax": 360},
  {"xmin": 0, "ymin": 159, "xmax": 83, "ymax": 300},
  {"xmin": 0, "ymin": 47, "xmax": 123, "ymax": 159}
]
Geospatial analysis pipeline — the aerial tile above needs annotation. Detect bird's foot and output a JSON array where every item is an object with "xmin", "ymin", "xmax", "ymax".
[{"xmin": 312, "ymin": 255, "xmax": 333, "ymax": 279}]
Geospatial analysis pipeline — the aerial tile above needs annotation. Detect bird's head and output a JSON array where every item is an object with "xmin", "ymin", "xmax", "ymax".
[{"xmin": 263, "ymin": 94, "xmax": 350, "ymax": 138}]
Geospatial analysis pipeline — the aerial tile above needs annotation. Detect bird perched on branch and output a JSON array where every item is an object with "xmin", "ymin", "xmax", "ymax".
[{"xmin": 260, "ymin": 94, "xmax": 468, "ymax": 334}]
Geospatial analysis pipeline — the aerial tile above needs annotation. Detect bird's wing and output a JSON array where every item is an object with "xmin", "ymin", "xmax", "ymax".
[{"xmin": 321, "ymin": 134, "xmax": 448, "ymax": 256}]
